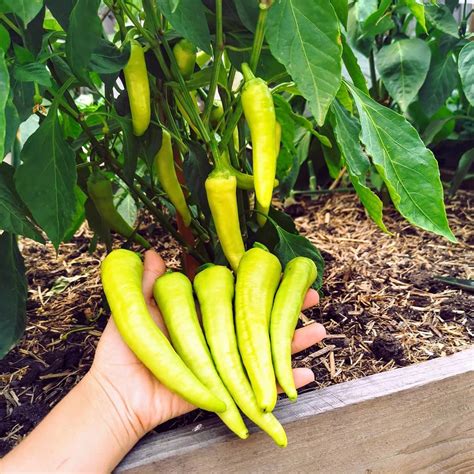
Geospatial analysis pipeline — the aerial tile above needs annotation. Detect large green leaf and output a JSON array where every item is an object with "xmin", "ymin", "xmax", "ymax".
[
  {"xmin": 0, "ymin": 0, "xmax": 43, "ymax": 26},
  {"xmin": 65, "ymin": 0, "xmax": 102, "ymax": 83},
  {"xmin": 458, "ymin": 42, "xmax": 474, "ymax": 106},
  {"xmin": 266, "ymin": 0, "xmax": 342, "ymax": 126},
  {"xmin": 400, "ymin": 0, "xmax": 426, "ymax": 32},
  {"xmin": 0, "ymin": 162, "xmax": 44, "ymax": 241},
  {"xmin": 45, "ymin": 0, "xmax": 77, "ymax": 30},
  {"xmin": 156, "ymin": 0, "xmax": 211, "ymax": 54},
  {"xmin": 15, "ymin": 110, "xmax": 78, "ymax": 248},
  {"xmin": 330, "ymin": 101, "xmax": 387, "ymax": 232},
  {"xmin": 375, "ymin": 38, "xmax": 431, "ymax": 112},
  {"xmin": 0, "ymin": 232, "xmax": 27, "ymax": 359},
  {"xmin": 347, "ymin": 83, "xmax": 455, "ymax": 242},
  {"xmin": 418, "ymin": 48, "xmax": 458, "ymax": 117},
  {"xmin": 425, "ymin": 4, "xmax": 458, "ymax": 38},
  {"xmin": 13, "ymin": 62, "xmax": 52, "ymax": 87},
  {"xmin": 234, "ymin": 0, "xmax": 259, "ymax": 32},
  {"xmin": 0, "ymin": 50, "xmax": 8, "ymax": 161},
  {"xmin": 3, "ymin": 92, "xmax": 20, "ymax": 157},
  {"xmin": 331, "ymin": 0, "xmax": 348, "ymax": 28},
  {"xmin": 341, "ymin": 34, "xmax": 369, "ymax": 95}
]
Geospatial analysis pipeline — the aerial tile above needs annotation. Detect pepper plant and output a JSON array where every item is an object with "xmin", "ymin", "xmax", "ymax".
[{"xmin": 0, "ymin": 0, "xmax": 457, "ymax": 357}]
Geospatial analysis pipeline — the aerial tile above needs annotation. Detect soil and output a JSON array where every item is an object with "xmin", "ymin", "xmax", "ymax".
[{"xmin": 0, "ymin": 191, "xmax": 472, "ymax": 456}]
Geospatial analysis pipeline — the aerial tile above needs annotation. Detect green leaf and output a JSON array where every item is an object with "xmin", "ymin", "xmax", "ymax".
[
  {"xmin": 341, "ymin": 34, "xmax": 369, "ymax": 95},
  {"xmin": 115, "ymin": 186, "xmax": 138, "ymax": 227},
  {"xmin": 116, "ymin": 116, "xmax": 139, "ymax": 182},
  {"xmin": 3, "ymin": 92, "xmax": 20, "ymax": 156},
  {"xmin": 449, "ymin": 148, "xmax": 474, "ymax": 197},
  {"xmin": 321, "ymin": 125, "xmax": 342, "ymax": 178},
  {"xmin": 375, "ymin": 38, "xmax": 431, "ymax": 112},
  {"xmin": 0, "ymin": 232, "xmax": 27, "ymax": 359},
  {"xmin": 400, "ymin": 0, "xmax": 426, "ymax": 32},
  {"xmin": 331, "ymin": 0, "xmax": 348, "ymax": 28},
  {"xmin": 45, "ymin": 0, "xmax": 76, "ymax": 30},
  {"xmin": 0, "ymin": 0, "xmax": 43, "ymax": 26},
  {"xmin": 65, "ymin": 0, "xmax": 102, "ymax": 83},
  {"xmin": 273, "ymin": 225, "xmax": 324, "ymax": 290},
  {"xmin": 425, "ymin": 4, "xmax": 458, "ymax": 38},
  {"xmin": 0, "ymin": 24, "xmax": 11, "ymax": 51},
  {"xmin": 0, "ymin": 50, "xmax": 9, "ymax": 161},
  {"xmin": 15, "ymin": 110, "xmax": 78, "ymax": 248},
  {"xmin": 13, "ymin": 62, "xmax": 52, "ymax": 87},
  {"xmin": 347, "ymin": 83, "xmax": 456, "ymax": 242},
  {"xmin": 335, "ymin": 82, "xmax": 353, "ymax": 113},
  {"xmin": 234, "ymin": 0, "xmax": 259, "ymax": 32},
  {"xmin": 0, "ymin": 162, "xmax": 44, "ymax": 241},
  {"xmin": 90, "ymin": 39, "xmax": 130, "ymax": 74},
  {"xmin": 356, "ymin": 0, "xmax": 378, "ymax": 22},
  {"xmin": 156, "ymin": 0, "xmax": 211, "ymax": 54},
  {"xmin": 266, "ymin": 0, "xmax": 342, "ymax": 126},
  {"xmin": 278, "ymin": 131, "xmax": 311, "ymax": 198},
  {"xmin": 183, "ymin": 141, "xmax": 212, "ymax": 221},
  {"xmin": 361, "ymin": 0, "xmax": 391, "ymax": 33},
  {"xmin": 458, "ymin": 42, "xmax": 474, "ymax": 107},
  {"xmin": 330, "ymin": 101, "xmax": 387, "ymax": 232},
  {"xmin": 62, "ymin": 185, "xmax": 86, "ymax": 242},
  {"xmin": 418, "ymin": 48, "xmax": 458, "ymax": 117}
]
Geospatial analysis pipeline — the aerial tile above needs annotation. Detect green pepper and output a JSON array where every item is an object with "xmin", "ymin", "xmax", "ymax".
[
  {"xmin": 101, "ymin": 250, "xmax": 226, "ymax": 413},
  {"xmin": 205, "ymin": 169, "xmax": 245, "ymax": 272},
  {"xmin": 235, "ymin": 247, "xmax": 281, "ymax": 412},
  {"xmin": 173, "ymin": 39, "xmax": 197, "ymax": 79},
  {"xmin": 87, "ymin": 173, "xmax": 150, "ymax": 249},
  {"xmin": 241, "ymin": 63, "xmax": 277, "ymax": 227},
  {"xmin": 154, "ymin": 130, "xmax": 192, "ymax": 226},
  {"xmin": 153, "ymin": 272, "xmax": 248, "ymax": 439},
  {"xmin": 123, "ymin": 40, "xmax": 151, "ymax": 137},
  {"xmin": 270, "ymin": 257, "xmax": 317, "ymax": 400},
  {"xmin": 194, "ymin": 265, "xmax": 287, "ymax": 446}
]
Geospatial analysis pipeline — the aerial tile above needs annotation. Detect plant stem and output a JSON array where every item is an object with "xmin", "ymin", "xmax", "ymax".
[
  {"xmin": 369, "ymin": 49, "xmax": 378, "ymax": 100},
  {"xmin": 202, "ymin": 0, "xmax": 224, "ymax": 124},
  {"xmin": 0, "ymin": 14, "xmax": 21, "ymax": 36},
  {"xmin": 249, "ymin": 2, "xmax": 270, "ymax": 71},
  {"xmin": 292, "ymin": 187, "xmax": 357, "ymax": 195}
]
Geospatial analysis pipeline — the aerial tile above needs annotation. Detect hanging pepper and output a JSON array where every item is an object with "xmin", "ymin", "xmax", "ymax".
[
  {"xmin": 123, "ymin": 40, "xmax": 151, "ymax": 137},
  {"xmin": 154, "ymin": 130, "xmax": 192, "ymax": 226},
  {"xmin": 241, "ymin": 63, "xmax": 277, "ymax": 227},
  {"xmin": 205, "ymin": 168, "xmax": 245, "ymax": 272},
  {"xmin": 87, "ymin": 173, "xmax": 151, "ymax": 249},
  {"xmin": 173, "ymin": 39, "xmax": 197, "ymax": 79}
]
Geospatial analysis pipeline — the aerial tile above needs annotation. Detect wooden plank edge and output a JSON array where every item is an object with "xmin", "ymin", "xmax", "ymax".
[{"xmin": 117, "ymin": 347, "xmax": 474, "ymax": 472}]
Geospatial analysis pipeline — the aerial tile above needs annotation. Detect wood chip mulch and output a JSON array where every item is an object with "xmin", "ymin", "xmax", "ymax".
[{"xmin": 0, "ymin": 191, "xmax": 472, "ymax": 455}]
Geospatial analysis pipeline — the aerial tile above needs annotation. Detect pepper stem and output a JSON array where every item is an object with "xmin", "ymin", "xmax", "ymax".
[
  {"xmin": 253, "ymin": 242, "xmax": 269, "ymax": 252},
  {"xmin": 241, "ymin": 63, "xmax": 255, "ymax": 82}
]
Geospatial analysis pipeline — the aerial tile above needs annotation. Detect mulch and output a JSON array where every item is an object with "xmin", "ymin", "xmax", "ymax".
[{"xmin": 0, "ymin": 190, "xmax": 472, "ymax": 456}]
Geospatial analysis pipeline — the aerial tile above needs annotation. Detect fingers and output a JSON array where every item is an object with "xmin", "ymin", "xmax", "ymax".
[
  {"xmin": 142, "ymin": 250, "xmax": 167, "ymax": 299},
  {"xmin": 302, "ymin": 289, "xmax": 319, "ymax": 310},
  {"xmin": 277, "ymin": 368, "xmax": 315, "ymax": 394},
  {"xmin": 291, "ymin": 323, "xmax": 326, "ymax": 354}
]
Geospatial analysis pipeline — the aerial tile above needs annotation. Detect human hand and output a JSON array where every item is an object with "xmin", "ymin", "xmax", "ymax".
[{"xmin": 89, "ymin": 250, "xmax": 326, "ymax": 439}]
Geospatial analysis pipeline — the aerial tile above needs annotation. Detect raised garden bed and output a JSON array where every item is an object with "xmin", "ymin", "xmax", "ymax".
[
  {"xmin": 1, "ymin": 192, "xmax": 472, "ymax": 458},
  {"xmin": 117, "ymin": 348, "xmax": 474, "ymax": 472}
]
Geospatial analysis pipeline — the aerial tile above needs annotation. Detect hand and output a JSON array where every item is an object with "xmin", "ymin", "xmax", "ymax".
[{"xmin": 89, "ymin": 250, "xmax": 326, "ymax": 438}]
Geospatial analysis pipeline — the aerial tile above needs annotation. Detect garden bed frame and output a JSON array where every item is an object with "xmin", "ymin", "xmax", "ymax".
[{"xmin": 118, "ymin": 348, "xmax": 473, "ymax": 473}]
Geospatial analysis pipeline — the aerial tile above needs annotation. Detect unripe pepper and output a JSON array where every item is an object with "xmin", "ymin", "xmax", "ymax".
[
  {"xmin": 173, "ymin": 39, "xmax": 197, "ymax": 79},
  {"xmin": 100, "ymin": 250, "xmax": 225, "ymax": 413},
  {"xmin": 154, "ymin": 130, "xmax": 192, "ymax": 226},
  {"xmin": 235, "ymin": 247, "xmax": 282, "ymax": 412},
  {"xmin": 194, "ymin": 265, "xmax": 287, "ymax": 447},
  {"xmin": 270, "ymin": 257, "xmax": 317, "ymax": 400},
  {"xmin": 153, "ymin": 272, "xmax": 248, "ymax": 439},
  {"xmin": 87, "ymin": 173, "xmax": 150, "ymax": 249},
  {"xmin": 241, "ymin": 63, "xmax": 277, "ymax": 227},
  {"xmin": 123, "ymin": 40, "xmax": 151, "ymax": 136},
  {"xmin": 205, "ymin": 169, "xmax": 245, "ymax": 272}
]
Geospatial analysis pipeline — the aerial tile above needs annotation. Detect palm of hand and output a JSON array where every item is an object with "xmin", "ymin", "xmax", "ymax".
[{"xmin": 91, "ymin": 251, "xmax": 325, "ymax": 435}]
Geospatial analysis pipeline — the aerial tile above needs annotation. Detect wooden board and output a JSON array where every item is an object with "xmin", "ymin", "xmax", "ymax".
[{"xmin": 117, "ymin": 348, "xmax": 474, "ymax": 473}]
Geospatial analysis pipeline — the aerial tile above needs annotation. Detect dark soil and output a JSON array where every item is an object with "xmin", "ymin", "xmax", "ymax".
[{"xmin": 1, "ymin": 191, "xmax": 472, "ymax": 456}]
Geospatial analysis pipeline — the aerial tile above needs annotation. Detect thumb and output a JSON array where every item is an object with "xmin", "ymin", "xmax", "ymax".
[{"xmin": 142, "ymin": 250, "xmax": 167, "ymax": 299}]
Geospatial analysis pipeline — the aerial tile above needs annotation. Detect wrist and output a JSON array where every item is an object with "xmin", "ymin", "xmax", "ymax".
[{"xmin": 82, "ymin": 367, "xmax": 147, "ymax": 447}]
